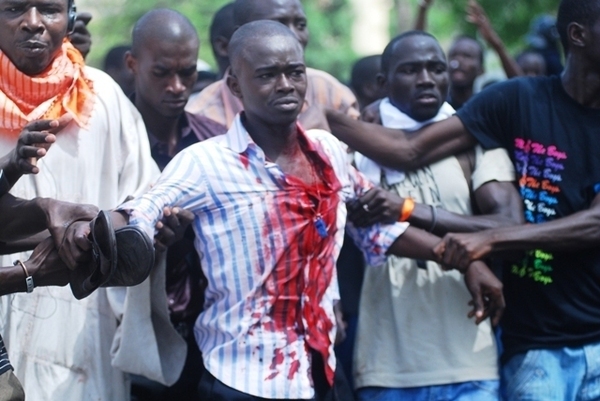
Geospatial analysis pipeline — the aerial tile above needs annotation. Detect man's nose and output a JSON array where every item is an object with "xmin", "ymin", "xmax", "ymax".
[
  {"xmin": 21, "ymin": 8, "xmax": 44, "ymax": 34},
  {"xmin": 167, "ymin": 75, "xmax": 186, "ymax": 94},
  {"xmin": 416, "ymin": 69, "xmax": 435, "ymax": 86},
  {"xmin": 275, "ymin": 74, "xmax": 294, "ymax": 92}
]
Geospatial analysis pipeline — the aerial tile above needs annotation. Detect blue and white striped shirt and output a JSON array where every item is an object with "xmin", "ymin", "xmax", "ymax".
[{"xmin": 123, "ymin": 115, "xmax": 408, "ymax": 399}]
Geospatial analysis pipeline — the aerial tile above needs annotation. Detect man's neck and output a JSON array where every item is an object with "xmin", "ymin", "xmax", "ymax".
[
  {"xmin": 449, "ymin": 85, "xmax": 474, "ymax": 107},
  {"xmin": 242, "ymin": 114, "xmax": 301, "ymax": 163},
  {"xmin": 561, "ymin": 55, "xmax": 600, "ymax": 109},
  {"xmin": 135, "ymin": 97, "xmax": 181, "ymax": 150}
]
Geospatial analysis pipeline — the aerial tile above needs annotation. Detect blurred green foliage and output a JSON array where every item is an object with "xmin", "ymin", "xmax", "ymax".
[{"xmin": 84, "ymin": 0, "xmax": 558, "ymax": 82}]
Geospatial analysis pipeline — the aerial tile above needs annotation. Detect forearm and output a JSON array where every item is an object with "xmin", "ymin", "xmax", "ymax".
[
  {"xmin": 409, "ymin": 203, "xmax": 518, "ymax": 235},
  {"xmin": 0, "ymin": 151, "xmax": 21, "ymax": 188},
  {"xmin": 0, "ymin": 232, "xmax": 49, "ymax": 254},
  {"xmin": 387, "ymin": 226, "xmax": 441, "ymax": 262},
  {"xmin": 0, "ymin": 264, "xmax": 30, "ymax": 295},
  {"xmin": 326, "ymin": 110, "xmax": 476, "ymax": 170},
  {"xmin": 414, "ymin": 5, "xmax": 428, "ymax": 30},
  {"xmin": 489, "ymin": 37, "xmax": 523, "ymax": 78},
  {"xmin": 0, "ymin": 195, "xmax": 49, "ymax": 241},
  {"xmin": 487, "ymin": 209, "xmax": 600, "ymax": 253}
]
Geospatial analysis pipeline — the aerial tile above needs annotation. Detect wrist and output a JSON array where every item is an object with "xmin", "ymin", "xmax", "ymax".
[{"xmin": 399, "ymin": 197, "xmax": 415, "ymax": 222}]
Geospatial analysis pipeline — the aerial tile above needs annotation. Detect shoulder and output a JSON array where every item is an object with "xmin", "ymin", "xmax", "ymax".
[
  {"xmin": 306, "ymin": 129, "xmax": 348, "ymax": 161},
  {"xmin": 185, "ymin": 80, "xmax": 226, "ymax": 109},
  {"xmin": 84, "ymin": 66, "xmax": 124, "ymax": 96},
  {"xmin": 306, "ymin": 67, "xmax": 351, "ymax": 93}
]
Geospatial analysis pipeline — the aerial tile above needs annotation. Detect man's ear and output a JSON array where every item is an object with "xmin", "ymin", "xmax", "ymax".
[
  {"xmin": 213, "ymin": 36, "xmax": 230, "ymax": 59},
  {"xmin": 376, "ymin": 73, "xmax": 387, "ymax": 90},
  {"xmin": 567, "ymin": 22, "xmax": 587, "ymax": 50},
  {"xmin": 227, "ymin": 73, "xmax": 243, "ymax": 100},
  {"xmin": 124, "ymin": 51, "xmax": 136, "ymax": 74}
]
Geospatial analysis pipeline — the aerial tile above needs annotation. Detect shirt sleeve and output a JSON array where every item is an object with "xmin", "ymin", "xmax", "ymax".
[
  {"xmin": 118, "ymin": 147, "xmax": 207, "ymax": 239},
  {"xmin": 456, "ymin": 79, "xmax": 521, "ymax": 150},
  {"xmin": 471, "ymin": 146, "xmax": 516, "ymax": 191},
  {"xmin": 344, "ymin": 165, "xmax": 409, "ymax": 266}
]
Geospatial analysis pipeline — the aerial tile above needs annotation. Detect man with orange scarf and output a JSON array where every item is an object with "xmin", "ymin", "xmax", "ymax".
[{"xmin": 0, "ymin": 1, "xmax": 184, "ymax": 400}]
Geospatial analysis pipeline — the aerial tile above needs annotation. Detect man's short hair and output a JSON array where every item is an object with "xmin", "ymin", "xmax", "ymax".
[
  {"xmin": 350, "ymin": 55, "xmax": 381, "ymax": 94},
  {"xmin": 210, "ymin": 3, "xmax": 236, "ymax": 44},
  {"xmin": 557, "ymin": 0, "xmax": 600, "ymax": 52},
  {"xmin": 228, "ymin": 20, "xmax": 301, "ymax": 73},
  {"xmin": 131, "ymin": 9, "xmax": 197, "ymax": 57},
  {"xmin": 450, "ymin": 35, "xmax": 485, "ymax": 66},
  {"xmin": 103, "ymin": 45, "xmax": 131, "ymax": 71},
  {"xmin": 381, "ymin": 31, "xmax": 437, "ymax": 74}
]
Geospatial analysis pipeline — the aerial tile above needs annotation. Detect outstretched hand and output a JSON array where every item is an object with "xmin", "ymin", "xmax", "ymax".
[
  {"xmin": 154, "ymin": 207, "xmax": 195, "ymax": 252},
  {"xmin": 463, "ymin": 261, "xmax": 504, "ymax": 326},
  {"xmin": 26, "ymin": 237, "xmax": 71, "ymax": 287},
  {"xmin": 347, "ymin": 187, "xmax": 403, "ymax": 227},
  {"xmin": 43, "ymin": 199, "xmax": 98, "ymax": 267},
  {"xmin": 7, "ymin": 115, "xmax": 72, "ymax": 178},
  {"xmin": 434, "ymin": 231, "xmax": 494, "ymax": 272},
  {"xmin": 465, "ymin": 0, "xmax": 499, "ymax": 46}
]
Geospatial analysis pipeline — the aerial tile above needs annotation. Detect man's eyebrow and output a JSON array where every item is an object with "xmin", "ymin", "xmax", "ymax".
[{"xmin": 255, "ymin": 63, "xmax": 305, "ymax": 72}]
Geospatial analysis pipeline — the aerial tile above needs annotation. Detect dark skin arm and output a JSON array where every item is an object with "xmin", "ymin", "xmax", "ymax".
[
  {"xmin": 436, "ymin": 192, "xmax": 600, "ymax": 270},
  {"xmin": 0, "ymin": 116, "xmax": 72, "ymax": 187},
  {"xmin": 384, "ymin": 225, "xmax": 504, "ymax": 326},
  {"xmin": 350, "ymin": 181, "xmax": 523, "ymax": 235},
  {"xmin": 0, "ymin": 237, "xmax": 70, "ymax": 295},
  {"xmin": 414, "ymin": 0, "xmax": 434, "ymax": 31},
  {"xmin": 466, "ymin": 0, "xmax": 522, "ymax": 78},
  {"xmin": 327, "ymin": 110, "xmax": 477, "ymax": 171}
]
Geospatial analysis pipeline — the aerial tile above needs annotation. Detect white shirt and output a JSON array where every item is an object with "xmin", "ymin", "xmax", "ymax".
[{"xmin": 122, "ymin": 115, "xmax": 408, "ymax": 399}]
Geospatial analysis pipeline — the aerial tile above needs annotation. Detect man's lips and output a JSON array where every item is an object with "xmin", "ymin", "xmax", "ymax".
[
  {"xmin": 17, "ymin": 41, "xmax": 48, "ymax": 56},
  {"xmin": 415, "ymin": 92, "xmax": 439, "ymax": 105},
  {"xmin": 163, "ymin": 99, "xmax": 187, "ymax": 107},
  {"xmin": 272, "ymin": 97, "xmax": 300, "ymax": 111},
  {"xmin": 18, "ymin": 41, "xmax": 47, "ymax": 49}
]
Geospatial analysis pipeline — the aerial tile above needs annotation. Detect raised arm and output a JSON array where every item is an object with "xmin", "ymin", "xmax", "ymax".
[
  {"xmin": 414, "ymin": 0, "xmax": 434, "ymax": 31},
  {"xmin": 326, "ymin": 109, "xmax": 477, "ymax": 170},
  {"xmin": 466, "ymin": 0, "xmax": 523, "ymax": 78}
]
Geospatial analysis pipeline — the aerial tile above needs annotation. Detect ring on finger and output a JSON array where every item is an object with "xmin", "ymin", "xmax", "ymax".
[{"xmin": 362, "ymin": 204, "xmax": 370, "ymax": 212}]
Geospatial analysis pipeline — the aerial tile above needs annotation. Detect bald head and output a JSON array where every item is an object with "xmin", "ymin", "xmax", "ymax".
[
  {"xmin": 232, "ymin": 0, "xmax": 309, "ymax": 48},
  {"xmin": 228, "ymin": 20, "xmax": 303, "ymax": 75},
  {"xmin": 131, "ymin": 9, "xmax": 199, "ymax": 56}
]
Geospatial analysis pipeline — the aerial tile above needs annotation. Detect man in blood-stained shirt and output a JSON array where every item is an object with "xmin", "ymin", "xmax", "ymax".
[{"xmin": 82, "ymin": 20, "xmax": 505, "ymax": 401}]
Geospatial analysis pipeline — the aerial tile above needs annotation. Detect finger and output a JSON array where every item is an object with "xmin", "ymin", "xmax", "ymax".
[
  {"xmin": 76, "ymin": 11, "xmax": 93, "ymax": 25},
  {"xmin": 49, "ymin": 114, "xmax": 74, "ymax": 134},
  {"xmin": 164, "ymin": 210, "xmax": 181, "ymax": 230},
  {"xmin": 17, "ymin": 158, "xmax": 39, "ymax": 175},
  {"xmin": 20, "ymin": 131, "xmax": 56, "ymax": 146},
  {"xmin": 23, "ymin": 119, "xmax": 59, "ymax": 132},
  {"xmin": 177, "ymin": 209, "xmax": 195, "ymax": 225},
  {"xmin": 489, "ymin": 290, "xmax": 505, "ymax": 327},
  {"xmin": 157, "ymin": 225, "xmax": 176, "ymax": 241},
  {"xmin": 469, "ymin": 288, "xmax": 485, "ymax": 324},
  {"xmin": 357, "ymin": 188, "xmax": 378, "ymax": 205},
  {"xmin": 433, "ymin": 240, "xmax": 445, "ymax": 257}
]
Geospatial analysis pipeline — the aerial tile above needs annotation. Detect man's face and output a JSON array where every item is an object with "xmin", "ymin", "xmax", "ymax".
[
  {"xmin": 245, "ymin": 0, "xmax": 309, "ymax": 48},
  {"xmin": 228, "ymin": 36, "xmax": 307, "ymax": 127},
  {"xmin": 383, "ymin": 36, "xmax": 449, "ymax": 122},
  {"xmin": 518, "ymin": 53, "xmax": 546, "ymax": 77},
  {"xmin": 447, "ymin": 38, "xmax": 483, "ymax": 89},
  {"xmin": 0, "ymin": 0, "xmax": 69, "ymax": 75},
  {"xmin": 128, "ymin": 38, "xmax": 198, "ymax": 118}
]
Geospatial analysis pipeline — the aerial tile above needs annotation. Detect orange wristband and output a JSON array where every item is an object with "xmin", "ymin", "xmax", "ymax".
[{"xmin": 399, "ymin": 197, "xmax": 415, "ymax": 222}]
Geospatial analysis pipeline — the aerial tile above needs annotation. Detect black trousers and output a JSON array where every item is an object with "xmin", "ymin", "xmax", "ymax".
[{"xmin": 198, "ymin": 350, "xmax": 355, "ymax": 401}]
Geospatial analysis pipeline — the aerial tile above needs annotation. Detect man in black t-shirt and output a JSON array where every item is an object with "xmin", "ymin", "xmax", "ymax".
[{"xmin": 324, "ymin": 0, "xmax": 600, "ymax": 399}]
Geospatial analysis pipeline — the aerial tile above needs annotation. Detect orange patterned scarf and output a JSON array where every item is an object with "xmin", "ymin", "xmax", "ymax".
[{"xmin": 0, "ymin": 39, "xmax": 95, "ymax": 139}]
